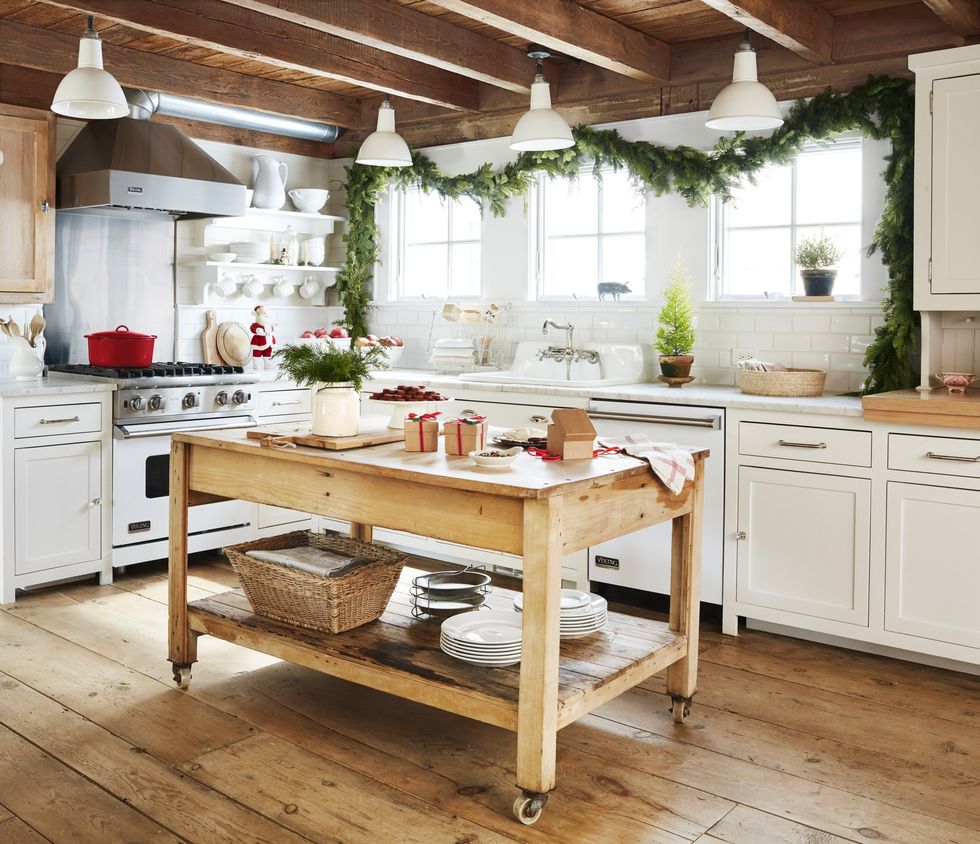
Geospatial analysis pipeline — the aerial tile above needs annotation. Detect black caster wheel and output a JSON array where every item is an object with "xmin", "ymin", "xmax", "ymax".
[{"xmin": 172, "ymin": 662, "xmax": 193, "ymax": 690}]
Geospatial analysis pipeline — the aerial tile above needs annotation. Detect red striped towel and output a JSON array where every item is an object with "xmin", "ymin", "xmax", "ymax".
[{"xmin": 600, "ymin": 434, "xmax": 695, "ymax": 495}]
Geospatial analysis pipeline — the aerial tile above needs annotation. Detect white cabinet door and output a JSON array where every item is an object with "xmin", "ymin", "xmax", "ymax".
[
  {"xmin": 15, "ymin": 441, "xmax": 101, "ymax": 574},
  {"xmin": 931, "ymin": 74, "xmax": 980, "ymax": 295},
  {"xmin": 736, "ymin": 467, "xmax": 870, "ymax": 625},
  {"xmin": 886, "ymin": 482, "xmax": 980, "ymax": 649}
]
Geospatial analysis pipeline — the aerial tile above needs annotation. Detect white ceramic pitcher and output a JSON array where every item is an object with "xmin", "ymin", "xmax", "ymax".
[{"xmin": 251, "ymin": 154, "xmax": 288, "ymax": 210}]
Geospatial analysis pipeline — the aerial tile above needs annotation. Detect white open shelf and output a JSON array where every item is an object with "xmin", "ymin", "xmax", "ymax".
[
  {"xmin": 203, "ymin": 261, "xmax": 340, "ymax": 273},
  {"xmin": 207, "ymin": 208, "xmax": 346, "ymax": 233}
]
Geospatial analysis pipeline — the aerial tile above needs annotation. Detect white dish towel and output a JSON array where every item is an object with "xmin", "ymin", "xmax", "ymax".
[{"xmin": 600, "ymin": 434, "xmax": 695, "ymax": 495}]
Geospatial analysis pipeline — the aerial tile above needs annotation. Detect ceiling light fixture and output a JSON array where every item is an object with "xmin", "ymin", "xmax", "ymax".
[
  {"xmin": 51, "ymin": 16, "xmax": 129, "ymax": 119},
  {"xmin": 705, "ymin": 28, "xmax": 784, "ymax": 131},
  {"xmin": 510, "ymin": 46, "xmax": 574, "ymax": 152},
  {"xmin": 355, "ymin": 95, "xmax": 412, "ymax": 168}
]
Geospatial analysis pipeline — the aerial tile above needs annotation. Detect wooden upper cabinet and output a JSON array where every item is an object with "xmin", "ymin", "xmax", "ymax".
[{"xmin": 0, "ymin": 103, "xmax": 55, "ymax": 304}]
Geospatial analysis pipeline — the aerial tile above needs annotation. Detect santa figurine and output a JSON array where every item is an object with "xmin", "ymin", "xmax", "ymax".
[{"xmin": 249, "ymin": 305, "xmax": 277, "ymax": 370}]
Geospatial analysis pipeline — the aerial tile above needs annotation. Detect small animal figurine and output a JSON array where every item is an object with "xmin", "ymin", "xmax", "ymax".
[
  {"xmin": 249, "ymin": 305, "xmax": 278, "ymax": 370},
  {"xmin": 598, "ymin": 282, "xmax": 631, "ymax": 301}
]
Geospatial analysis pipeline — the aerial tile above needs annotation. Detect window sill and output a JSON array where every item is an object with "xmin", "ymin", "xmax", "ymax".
[{"xmin": 702, "ymin": 299, "xmax": 882, "ymax": 309}]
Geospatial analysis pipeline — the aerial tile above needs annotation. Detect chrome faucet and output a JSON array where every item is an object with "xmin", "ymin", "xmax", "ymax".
[
  {"xmin": 538, "ymin": 319, "xmax": 600, "ymax": 380},
  {"xmin": 542, "ymin": 319, "xmax": 574, "ymax": 350}
]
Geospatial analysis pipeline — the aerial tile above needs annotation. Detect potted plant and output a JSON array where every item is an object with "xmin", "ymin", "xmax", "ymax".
[
  {"xmin": 793, "ymin": 232, "xmax": 842, "ymax": 297},
  {"xmin": 275, "ymin": 341, "xmax": 388, "ymax": 437},
  {"xmin": 655, "ymin": 255, "xmax": 697, "ymax": 382}
]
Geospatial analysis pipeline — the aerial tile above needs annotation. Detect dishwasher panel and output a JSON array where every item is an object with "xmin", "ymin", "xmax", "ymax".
[{"xmin": 587, "ymin": 400, "xmax": 725, "ymax": 603}]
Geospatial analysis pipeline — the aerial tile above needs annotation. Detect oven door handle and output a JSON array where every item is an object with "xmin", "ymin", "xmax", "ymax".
[
  {"xmin": 587, "ymin": 410, "xmax": 721, "ymax": 429},
  {"xmin": 114, "ymin": 417, "xmax": 258, "ymax": 439}
]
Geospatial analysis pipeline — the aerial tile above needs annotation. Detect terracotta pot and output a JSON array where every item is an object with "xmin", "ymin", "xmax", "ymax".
[
  {"xmin": 800, "ymin": 268, "xmax": 837, "ymax": 297},
  {"xmin": 658, "ymin": 355, "xmax": 694, "ymax": 378}
]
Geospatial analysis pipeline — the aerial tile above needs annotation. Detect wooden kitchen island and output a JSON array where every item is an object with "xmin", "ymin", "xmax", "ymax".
[{"xmin": 168, "ymin": 431, "xmax": 708, "ymax": 825}]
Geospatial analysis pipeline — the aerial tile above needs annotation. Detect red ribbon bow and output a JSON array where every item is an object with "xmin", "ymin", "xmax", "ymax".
[
  {"xmin": 447, "ymin": 416, "xmax": 486, "ymax": 453},
  {"xmin": 407, "ymin": 411, "xmax": 440, "ymax": 451},
  {"xmin": 527, "ymin": 446, "xmax": 561, "ymax": 461}
]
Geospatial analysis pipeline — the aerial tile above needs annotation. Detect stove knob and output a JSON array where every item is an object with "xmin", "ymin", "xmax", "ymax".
[
  {"xmin": 147, "ymin": 394, "xmax": 165, "ymax": 411},
  {"xmin": 182, "ymin": 392, "xmax": 199, "ymax": 409},
  {"xmin": 129, "ymin": 395, "xmax": 144, "ymax": 411},
  {"xmin": 232, "ymin": 389, "xmax": 248, "ymax": 405},
  {"xmin": 215, "ymin": 390, "xmax": 229, "ymax": 406}
]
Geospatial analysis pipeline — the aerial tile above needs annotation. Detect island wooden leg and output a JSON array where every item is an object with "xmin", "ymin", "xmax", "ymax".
[
  {"xmin": 514, "ymin": 497, "xmax": 563, "ymax": 825},
  {"xmin": 168, "ymin": 440, "xmax": 197, "ymax": 689},
  {"xmin": 349, "ymin": 522, "xmax": 373, "ymax": 543},
  {"xmin": 666, "ymin": 460, "xmax": 705, "ymax": 722}
]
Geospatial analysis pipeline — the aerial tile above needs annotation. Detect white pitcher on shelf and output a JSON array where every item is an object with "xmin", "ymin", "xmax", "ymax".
[{"xmin": 250, "ymin": 154, "xmax": 288, "ymax": 210}]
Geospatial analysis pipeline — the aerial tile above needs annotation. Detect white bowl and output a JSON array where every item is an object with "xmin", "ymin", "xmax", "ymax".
[
  {"xmin": 380, "ymin": 345, "xmax": 404, "ymax": 366},
  {"xmin": 469, "ymin": 446, "xmax": 522, "ymax": 468},
  {"xmin": 289, "ymin": 188, "xmax": 329, "ymax": 214},
  {"xmin": 229, "ymin": 241, "xmax": 268, "ymax": 263},
  {"xmin": 208, "ymin": 251, "xmax": 237, "ymax": 263}
]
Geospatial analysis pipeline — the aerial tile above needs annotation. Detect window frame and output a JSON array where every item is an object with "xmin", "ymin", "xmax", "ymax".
[
  {"xmin": 530, "ymin": 166, "xmax": 647, "ymax": 302},
  {"xmin": 390, "ymin": 186, "xmax": 482, "ymax": 302},
  {"xmin": 710, "ymin": 137, "xmax": 864, "ymax": 302}
]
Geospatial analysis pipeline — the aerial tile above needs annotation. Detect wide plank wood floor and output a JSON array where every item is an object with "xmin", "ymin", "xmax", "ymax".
[{"xmin": 1, "ymin": 553, "xmax": 978, "ymax": 844}]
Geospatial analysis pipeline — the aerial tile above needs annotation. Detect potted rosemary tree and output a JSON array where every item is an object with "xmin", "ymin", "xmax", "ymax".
[
  {"xmin": 275, "ymin": 342, "xmax": 388, "ymax": 437},
  {"xmin": 655, "ymin": 256, "xmax": 697, "ymax": 384},
  {"xmin": 794, "ymin": 232, "xmax": 842, "ymax": 297}
]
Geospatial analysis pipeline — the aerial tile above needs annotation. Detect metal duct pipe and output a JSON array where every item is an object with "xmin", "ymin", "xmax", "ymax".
[{"xmin": 122, "ymin": 88, "xmax": 342, "ymax": 143}]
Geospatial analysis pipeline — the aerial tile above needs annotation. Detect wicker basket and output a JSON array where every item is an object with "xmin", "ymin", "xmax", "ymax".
[
  {"xmin": 224, "ymin": 531, "xmax": 407, "ymax": 634},
  {"xmin": 738, "ymin": 368, "xmax": 827, "ymax": 397}
]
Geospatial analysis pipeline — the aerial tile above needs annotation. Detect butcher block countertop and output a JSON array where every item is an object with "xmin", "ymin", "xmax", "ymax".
[{"xmin": 862, "ymin": 388, "xmax": 980, "ymax": 429}]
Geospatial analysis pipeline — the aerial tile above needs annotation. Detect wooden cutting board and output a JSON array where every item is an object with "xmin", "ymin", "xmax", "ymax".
[
  {"xmin": 216, "ymin": 321, "xmax": 251, "ymax": 367},
  {"xmin": 201, "ymin": 310, "xmax": 221, "ymax": 365},
  {"xmin": 247, "ymin": 426, "xmax": 406, "ymax": 450}
]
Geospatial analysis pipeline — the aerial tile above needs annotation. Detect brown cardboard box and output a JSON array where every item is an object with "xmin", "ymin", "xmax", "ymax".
[
  {"xmin": 546, "ymin": 408, "xmax": 596, "ymax": 460},
  {"xmin": 443, "ymin": 417, "xmax": 488, "ymax": 456},
  {"xmin": 404, "ymin": 415, "xmax": 440, "ymax": 452}
]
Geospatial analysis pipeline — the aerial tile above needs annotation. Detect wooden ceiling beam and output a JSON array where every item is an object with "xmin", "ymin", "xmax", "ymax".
[
  {"xmin": 0, "ymin": 18, "xmax": 363, "ymax": 126},
  {"xmin": 424, "ymin": 0, "xmax": 671, "ymax": 84},
  {"xmin": 697, "ymin": 0, "xmax": 834, "ymax": 65},
  {"xmin": 0, "ymin": 63, "xmax": 336, "ymax": 158},
  {"xmin": 920, "ymin": 0, "xmax": 980, "ymax": 35},
  {"xmin": 220, "ymin": 0, "xmax": 532, "ymax": 94},
  {"xmin": 36, "ymin": 0, "xmax": 478, "ymax": 110}
]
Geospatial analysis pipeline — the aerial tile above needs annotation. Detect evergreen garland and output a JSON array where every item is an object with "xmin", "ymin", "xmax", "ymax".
[{"xmin": 339, "ymin": 76, "xmax": 916, "ymax": 393}]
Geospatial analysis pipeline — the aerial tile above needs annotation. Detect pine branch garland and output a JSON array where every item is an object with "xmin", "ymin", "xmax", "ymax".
[{"xmin": 341, "ymin": 76, "xmax": 916, "ymax": 394}]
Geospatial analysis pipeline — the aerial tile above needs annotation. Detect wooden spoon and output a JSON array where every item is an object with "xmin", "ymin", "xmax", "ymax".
[{"xmin": 28, "ymin": 313, "xmax": 44, "ymax": 348}]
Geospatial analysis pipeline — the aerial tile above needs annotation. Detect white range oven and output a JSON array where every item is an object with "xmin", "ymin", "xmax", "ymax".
[
  {"xmin": 50, "ymin": 362, "xmax": 259, "ymax": 567},
  {"xmin": 587, "ymin": 399, "xmax": 725, "ymax": 604}
]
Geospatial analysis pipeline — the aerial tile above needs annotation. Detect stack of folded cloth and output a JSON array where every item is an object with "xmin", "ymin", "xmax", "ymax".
[
  {"xmin": 428, "ymin": 338, "xmax": 477, "ymax": 368},
  {"xmin": 736, "ymin": 357, "xmax": 788, "ymax": 372},
  {"xmin": 246, "ymin": 546, "xmax": 374, "ymax": 578}
]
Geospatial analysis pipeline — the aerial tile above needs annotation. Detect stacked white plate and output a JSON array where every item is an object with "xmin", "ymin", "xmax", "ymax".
[
  {"xmin": 440, "ymin": 610, "xmax": 522, "ymax": 667},
  {"xmin": 514, "ymin": 589, "xmax": 608, "ymax": 639}
]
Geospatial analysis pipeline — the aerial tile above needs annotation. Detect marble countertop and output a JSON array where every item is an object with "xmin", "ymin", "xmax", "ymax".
[
  {"xmin": 363, "ymin": 369, "xmax": 864, "ymax": 417},
  {"xmin": 0, "ymin": 373, "xmax": 117, "ymax": 398}
]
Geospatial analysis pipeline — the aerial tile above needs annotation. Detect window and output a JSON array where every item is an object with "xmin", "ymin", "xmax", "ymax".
[
  {"xmin": 393, "ymin": 187, "xmax": 481, "ymax": 299},
  {"xmin": 714, "ymin": 140, "xmax": 863, "ymax": 299},
  {"xmin": 532, "ymin": 168, "xmax": 646, "ymax": 300}
]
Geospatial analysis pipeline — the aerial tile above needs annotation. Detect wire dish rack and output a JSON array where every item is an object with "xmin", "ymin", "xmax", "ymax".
[{"xmin": 426, "ymin": 302, "xmax": 511, "ymax": 373}]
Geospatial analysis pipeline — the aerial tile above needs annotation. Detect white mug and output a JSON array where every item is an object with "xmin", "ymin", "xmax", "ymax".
[
  {"xmin": 272, "ymin": 276, "xmax": 294, "ymax": 298},
  {"xmin": 242, "ymin": 275, "xmax": 264, "ymax": 298},
  {"xmin": 213, "ymin": 274, "xmax": 237, "ymax": 297},
  {"xmin": 298, "ymin": 275, "xmax": 320, "ymax": 300}
]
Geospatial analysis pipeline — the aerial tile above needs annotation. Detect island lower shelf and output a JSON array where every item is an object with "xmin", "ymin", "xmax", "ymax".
[{"xmin": 186, "ymin": 569, "xmax": 687, "ymax": 732}]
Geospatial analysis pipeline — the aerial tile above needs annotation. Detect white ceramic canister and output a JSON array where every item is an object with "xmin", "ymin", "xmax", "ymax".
[{"xmin": 312, "ymin": 382, "xmax": 360, "ymax": 437}]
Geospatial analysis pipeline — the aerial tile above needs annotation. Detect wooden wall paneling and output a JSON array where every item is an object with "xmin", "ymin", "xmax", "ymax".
[
  {"xmin": 699, "ymin": 0, "xmax": 835, "ymax": 64},
  {"xmin": 37, "ymin": 0, "xmax": 478, "ymax": 111},
  {"xmin": 832, "ymin": 3, "xmax": 966, "ymax": 61}
]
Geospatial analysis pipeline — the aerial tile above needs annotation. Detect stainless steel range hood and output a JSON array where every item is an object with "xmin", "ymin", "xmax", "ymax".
[{"xmin": 57, "ymin": 100, "xmax": 247, "ymax": 219}]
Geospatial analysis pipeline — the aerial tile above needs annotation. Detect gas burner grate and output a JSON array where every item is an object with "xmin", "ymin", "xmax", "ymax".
[{"xmin": 51, "ymin": 362, "xmax": 246, "ymax": 379}]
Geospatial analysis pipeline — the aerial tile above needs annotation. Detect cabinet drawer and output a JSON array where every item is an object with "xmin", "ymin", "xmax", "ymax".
[
  {"xmin": 888, "ymin": 433, "xmax": 980, "ymax": 479},
  {"xmin": 739, "ymin": 422, "xmax": 871, "ymax": 467},
  {"xmin": 257, "ymin": 388, "xmax": 311, "ymax": 417},
  {"xmin": 14, "ymin": 402, "xmax": 102, "ymax": 439}
]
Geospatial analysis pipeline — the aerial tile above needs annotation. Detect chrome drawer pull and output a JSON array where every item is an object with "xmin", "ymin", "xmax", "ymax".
[
  {"xmin": 926, "ymin": 451, "xmax": 980, "ymax": 462},
  {"xmin": 529, "ymin": 415, "xmax": 548, "ymax": 423},
  {"xmin": 271, "ymin": 400, "xmax": 302, "ymax": 407},
  {"xmin": 777, "ymin": 439, "xmax": 827, "ymax": 449},
  {"xmin": 39, "ymin": 416, "xmax": 80, "ymax": 425},
  {"xmin": 459, "ymin": 409, "xmax": 479, "ymax": 417}
]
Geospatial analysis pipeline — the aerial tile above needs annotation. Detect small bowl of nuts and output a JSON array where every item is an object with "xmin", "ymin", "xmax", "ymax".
[{"xmin": 469, "ymin": 446, "xmax": 522, "ymax": 469}]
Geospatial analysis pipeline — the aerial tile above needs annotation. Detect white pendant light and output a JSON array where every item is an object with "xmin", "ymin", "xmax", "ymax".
[
  {"xmin": 510, "ymin": 47, "xmax": 574, "ymax": 152},
  {"xmin": 356, "ymin": 96, "xmax": 412, "ymax": 168},
  {"xmin": 705, "ymin": 29, "xmax": 783, "ymax": 131},
  {"xmin": 51, "ymin": 16, "xmax": 129, "ymax": 120}
]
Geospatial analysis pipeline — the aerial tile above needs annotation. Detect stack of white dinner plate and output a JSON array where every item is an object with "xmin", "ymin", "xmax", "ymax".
[
  {"xmin": 440, "ymin": 610, "xmax": 522, "ymax": 667},
  {"xmin": 513, "ymin": 589, "xmax": 608, "ymax": 639}
]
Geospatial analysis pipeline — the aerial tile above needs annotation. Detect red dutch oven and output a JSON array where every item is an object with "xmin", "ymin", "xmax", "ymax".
[{"xmin": 84, "ymin": 325, "xmax": 157, "ymax": 367}]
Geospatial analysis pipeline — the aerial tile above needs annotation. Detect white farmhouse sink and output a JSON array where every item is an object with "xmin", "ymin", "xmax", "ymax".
[{"xmin": 458, "ymin": 341, "xmax": 648, "ymax": 387}]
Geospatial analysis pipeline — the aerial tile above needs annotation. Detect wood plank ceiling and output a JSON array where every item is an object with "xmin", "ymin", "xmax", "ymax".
[{"xmin": 0, "ymin": 0, "xmax": 974, "ymax": 157}]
